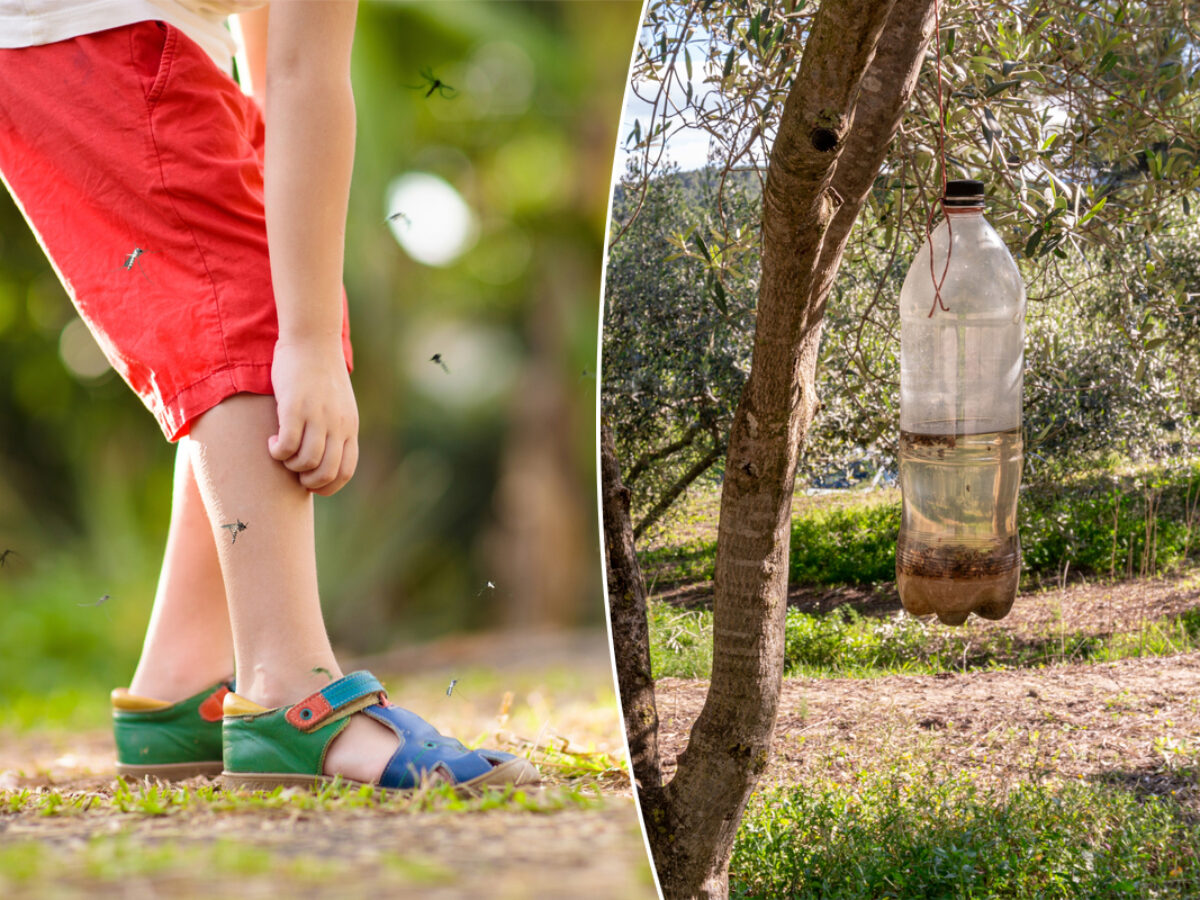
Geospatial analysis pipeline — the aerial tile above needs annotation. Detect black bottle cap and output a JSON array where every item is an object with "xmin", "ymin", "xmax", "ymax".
[{"xmin": 943, "ymin": 179, "xmax": 985, "ymax": 207}]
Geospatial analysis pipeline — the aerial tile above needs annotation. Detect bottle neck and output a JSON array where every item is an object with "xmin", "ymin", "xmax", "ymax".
[{"xmin": 945, "ymin": 205, "xmax": 984, "ymax": 217}]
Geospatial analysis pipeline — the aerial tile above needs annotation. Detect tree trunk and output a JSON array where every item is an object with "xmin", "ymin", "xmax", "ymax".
[
  {"xmin": 616, "ymin": 1, "xmax": 939, "ymax": 897},
  {"xmin": 600, "ymin": 420, "xmax": 665, "ymax": 807}
]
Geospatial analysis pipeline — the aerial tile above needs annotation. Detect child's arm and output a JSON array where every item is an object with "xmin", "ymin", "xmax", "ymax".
[{"xmin": 252, "ymin": 1, "xmax": 360, "ymax": 496}]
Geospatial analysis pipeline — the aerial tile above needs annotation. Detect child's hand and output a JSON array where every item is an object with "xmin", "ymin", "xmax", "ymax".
[{"xmin": 268, "ymin": 338, "xmax": 359, "ymax": 496}]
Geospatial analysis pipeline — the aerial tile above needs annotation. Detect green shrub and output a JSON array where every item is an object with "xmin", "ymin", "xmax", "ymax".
[
  {"xmin": 789, "ymin": 503, "xmax": 899, "ymax": 585},
  {"xmin": 1021, "ymin": 465, "xmax": 1200, "ymax": 583},
  {"xmin": 783, "ymin": 607, "xmax": 928, "ymax": 674}
]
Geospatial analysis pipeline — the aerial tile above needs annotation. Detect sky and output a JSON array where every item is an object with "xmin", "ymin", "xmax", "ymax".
[{"xmin": 614, "ymin": 23, "xmax": 728, "ymax": 180}]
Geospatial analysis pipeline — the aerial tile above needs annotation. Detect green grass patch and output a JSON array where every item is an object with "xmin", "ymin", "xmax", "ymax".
[
  {"xmin": 649, "ymin": 601, "xmax": 714, "ymax": 678},
  {"xmin": 789, "ymin": 500, "xmax": 900, "ymax": 585},
  {"xmin": 1022, "ymin": 464, "xmax": 1200, "ymax": 583},
  {"xmin": 641, "ymin": 461, "xmax": 1200, "ymax": 592},
  {"xmin": 647, "ymin": 601, "xmax": 1200, "ymax": 680},
  {"xmin": 1, "ymin": 777, "xmax": 601, "ymax": 820},
  {"xmin": 0, "ymin": 833, "xmax": 452, "ymax": 891},
  {"xmin": 731, "ymin": 768, "xmax": 1200, "ymax": 898}
]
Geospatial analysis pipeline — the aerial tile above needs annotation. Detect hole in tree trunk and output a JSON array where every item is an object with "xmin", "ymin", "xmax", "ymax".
[{"xmin": 811, "ymin": 128, "xmax": 839, "ymax": 152}]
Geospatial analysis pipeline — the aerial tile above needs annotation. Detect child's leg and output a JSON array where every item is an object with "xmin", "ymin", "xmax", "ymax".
[
  {"xmin": 128, "ymin": 444, "xmax": 234, "ymax": 702},
  {"xmin": 186, "ymin": 392, "xmax": 396, "ymax": 782}
]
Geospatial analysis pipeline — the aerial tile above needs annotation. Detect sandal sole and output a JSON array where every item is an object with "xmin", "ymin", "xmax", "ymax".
[
  {"xmin": 116, "ymin": 760, "xmax": 225, "ymax": 781},
  {"xmin": 219, "ymin": 757, "xmax": 540, "ymax": 795}
]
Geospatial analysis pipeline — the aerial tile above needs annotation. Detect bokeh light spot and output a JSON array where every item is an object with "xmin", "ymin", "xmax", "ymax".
[
  {"xmin": 403, "ymin": 322, "xmax": 520, "ymax": 410},
  {"xmin": 59, "ymin": 318, "xmax": 113, "ymax": 382},
  {"xmin": 385, "ymin": 172, "xmax": 478, "ymax": 268}
]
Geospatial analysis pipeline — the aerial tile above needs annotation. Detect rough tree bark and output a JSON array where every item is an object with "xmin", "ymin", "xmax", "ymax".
[
  {"xmin": 602, "ymin": 420, "xmax": 663, "ymax": 802},
  {"xmin": 603, "ymin": 1, "xmax": 939, "ymax": 897}
]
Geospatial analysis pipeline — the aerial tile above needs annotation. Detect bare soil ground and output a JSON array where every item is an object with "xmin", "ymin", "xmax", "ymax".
[
  {"xmin": 658, "ymin": 652, "xmax": 1200, "ymax": 814},
  {"xmin": 0, "ymin": 631, "xmax": 655, "ymax": 899},
  {"xmin": 653, "ymin": 564, "xmax": 1200, "ymax": 812}
]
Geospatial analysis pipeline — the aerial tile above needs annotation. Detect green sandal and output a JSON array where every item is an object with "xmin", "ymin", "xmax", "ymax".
[
  {"xmin": 111, "ymin": 681, "xmax": 231, "ymax": 780},
  {"xmin": 221, "ymin": 670, "xmax": 540, "ymax": 793}
]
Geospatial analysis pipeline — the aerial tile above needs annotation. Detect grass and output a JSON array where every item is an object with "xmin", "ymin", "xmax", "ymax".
[
  {"xmin": 0, "ymin": 779, "xmax": 632, "ymax": 897},
  {"xmin": 641, "ymin": 460, "xmax": 1200, "ymax": 590},
  {"xmin": 730, "ymin": 763, "xmax": 1200, "ymax": 898},
  {"xmin": 2, "ymin": 776, "xmax": 602, "ymax": 819},
  {"xmin": 649, "ymin": 601, "xmax": 1200, "ymax": 680},
  {"xmin": 0, "ymin": 833, "xmax": 453, "ymax": 892}
]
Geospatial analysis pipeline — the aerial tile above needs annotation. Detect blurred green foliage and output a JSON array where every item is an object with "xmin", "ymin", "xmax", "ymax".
[{"xmin": 0, "ymin": 0, "xmax": 640, "ymax": 714}]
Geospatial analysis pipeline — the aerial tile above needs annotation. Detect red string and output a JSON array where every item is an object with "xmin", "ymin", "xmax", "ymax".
[{"xmin": 925, "ymin": 0, "xmax": 952, "ymax": 318}]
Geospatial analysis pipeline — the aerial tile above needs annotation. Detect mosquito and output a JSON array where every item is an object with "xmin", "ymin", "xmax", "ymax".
[
  {"xmin": 119, "ymin": 247, "xmax": 156, "ymax": 282},
  {"xmin": 446, "ymin": 679, "xmax": 466, "ymax": 700},
  {"xmin": 221, "ymin": 520, "xmax": 249, "ymax": 544},
  {"xmin": 406, "ymin": 67, "xmax": 458, "ymax": 100},
  {"xmin": 78, "ymin": 593, "xmax": 110, "ymax": 608},
  {"xmin": 430, "ymin": 353, "xmax": 450, "ymax": 374},
  {"xmin": 0, "ymin": 549, "xmax": 15, "ymax": 568},
  {"xmin": 385, "ymin": 210, "xmax": 411, "ymax": 228},
  {"xmin": 475, "ymin": 581, "xmax": 495, "ymax": 597},
  {"xmin": 579, "ymin": 369, "xmax": 596, "ymax": 382}
]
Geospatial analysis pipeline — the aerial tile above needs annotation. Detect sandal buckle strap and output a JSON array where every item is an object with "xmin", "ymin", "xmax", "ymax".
[{"xmin": 285, "ymin": 671, "xmax": 386, "ymax": 731}]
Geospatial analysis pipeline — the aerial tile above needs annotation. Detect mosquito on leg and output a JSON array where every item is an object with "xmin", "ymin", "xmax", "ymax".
[{"xmin": 220, "ymin": 520, "xmax": 249, "ymax": 544}]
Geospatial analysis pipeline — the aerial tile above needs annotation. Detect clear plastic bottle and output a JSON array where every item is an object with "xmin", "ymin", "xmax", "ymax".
[{"xmin": 897, "ymin": 179, "xmax": 1025, "ymax": 625}]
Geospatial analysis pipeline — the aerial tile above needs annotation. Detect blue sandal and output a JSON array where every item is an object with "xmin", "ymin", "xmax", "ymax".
[{"xmin": 219, "ymin": 670, "xmax": 539, "ymax": 792}]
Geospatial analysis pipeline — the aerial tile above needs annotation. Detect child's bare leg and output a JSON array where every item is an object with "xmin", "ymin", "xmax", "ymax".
[
  {"xmin": 128, "ymin": 444, "xmax": 234, "ymax": 701},
  {"xmin": 186, "ymin": 392, "xmax": 396, "ymax": 783}
]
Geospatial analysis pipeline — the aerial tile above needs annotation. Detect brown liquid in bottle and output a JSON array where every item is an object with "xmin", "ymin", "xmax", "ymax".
[{"xmin": 896, "ymin": 428, "xmax": 1022, "ymax": 625}]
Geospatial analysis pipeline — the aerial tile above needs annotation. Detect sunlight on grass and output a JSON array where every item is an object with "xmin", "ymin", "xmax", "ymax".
[
  {"xmin": 649, "ymin": 600, "xmax": 1200, "ymax": 680},
  {"xmin": 2, "ymin": 777, "xmax": 604, "ymax": 819}
]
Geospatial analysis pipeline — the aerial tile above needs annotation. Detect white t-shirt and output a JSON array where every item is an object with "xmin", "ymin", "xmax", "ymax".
[{"xmin": 0, "ymin": 0, "xmax": 262, "ymax": 72}]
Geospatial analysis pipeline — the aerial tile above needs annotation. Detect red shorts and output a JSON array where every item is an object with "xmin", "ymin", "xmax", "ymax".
[{"xmin": 0, "ymin": 21, "xmax": 352, "ymax": 440}]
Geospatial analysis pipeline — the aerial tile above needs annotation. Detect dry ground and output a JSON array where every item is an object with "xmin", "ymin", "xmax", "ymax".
[
  {"xmin": 0, "ymin": 630, "xmax": 656, "ymax": 899},
  {"xmin": 653, "ymin": 573, "xmax": 1200, "ymax": 821},
  {"xmin": 658, "ymin": 652, "xmax": 1200, "ymax": 815}
]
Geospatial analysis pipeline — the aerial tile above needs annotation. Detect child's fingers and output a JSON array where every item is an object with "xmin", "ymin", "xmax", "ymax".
[
  {"xmin": 283, "ymin": 423, "xmax": 327, "ymax": 473},
  {"xmin": 269, "ymin": 410, "xmax": 305, "ymax": 462},
  {"xmin": 339, "ymin": 438, "xmax": 359, "ymax": 484},
  {"xmin": 299, "ymin": 435, "xmax": 343, "ymax": 491},
  {"xmin": 311, "ymin": 438, "xmax": 358, "ymax": 496}
]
